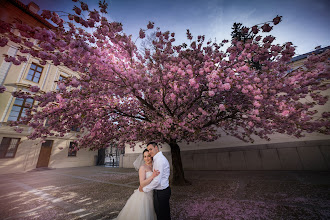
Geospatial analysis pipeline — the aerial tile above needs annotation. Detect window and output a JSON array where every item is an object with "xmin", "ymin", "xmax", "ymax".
[
  {"xmin": 68, "ymin": 142, "xmax": 77, "ymax": 157},
  {"xmin": 26, "ymin": 63, "xmax": 43, "ymax": 83},
  {"xmin": 8, "ymin": 98, "xmax": 34, "ymax": 121},
  {"xmin": 0, "ymin": 137, "xmax": 20, "ymax": 158},
  {"xmin": 56, "ymin": 75, "xmax": 66, "ymax": 90},
  {"xmin": 71, "ymin": 126, "xmax": 80, "ymax": 132}
]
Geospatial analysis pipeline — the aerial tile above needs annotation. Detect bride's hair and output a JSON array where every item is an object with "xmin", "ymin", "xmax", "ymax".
[{"xmin": 143, "ymin": 149, "xmax": 149, "ymax": 155}]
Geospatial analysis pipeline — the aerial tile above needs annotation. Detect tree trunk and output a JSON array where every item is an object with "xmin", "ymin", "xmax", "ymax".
[{"xmin": 169, "ymin": 140, "xmax": 191, "ymax": 186}]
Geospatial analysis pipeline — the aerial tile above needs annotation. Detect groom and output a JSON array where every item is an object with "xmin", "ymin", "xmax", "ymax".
[{"xmin": 139, "ymin": 142, "xmax": 171, "ymax": 220}]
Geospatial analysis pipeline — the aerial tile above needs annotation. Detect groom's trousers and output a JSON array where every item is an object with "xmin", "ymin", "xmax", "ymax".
[{"xmin": 153, "ymin": 186, "xmax": 171, "ymax": 220}]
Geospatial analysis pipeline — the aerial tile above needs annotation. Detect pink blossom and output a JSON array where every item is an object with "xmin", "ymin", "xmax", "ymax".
[
  {"xmin": 70, "ymin": 78, "xmax": 80, "ymax": 87},
  {"xmin": 147, "ymin": 21, "xmax": 154, "ymax": 29},
  {"xmin": 273, "ymin": 15, "xmax": 282, "ymax": 25},
  {"xmin": 252, "ymin": 25, "xmax": 258, "ymax": 34},
  {"xmin": 12, "ymin": 59, "xmax": 21, "ymax": 65},
  {"xmin": 223, "ymin": 83, "xmax": 231, "ymax": 90},
  {"xmin": 261, "ymin": 23, "xmax": 272, "ymax": 32},
  {"xmin": 242, "ymin": 27, "xmax": 249, "ymax": 34},
  {"xmin": 87, "ymin": 19, "xmax": 95, "ymax": 27},
  {"xmin": 39, "ymin": 60, "xmax": 46, "ymax": 65},
  {"xmin": 253, "ymin": 101, "xmax": 261, "ymax": 108},
  {"xmin": 89, "ymin": 10, "xmax": 100, "ymax": 22},
  {"xmin": 74, "ymin": 6, "xmax": 81, "ymax": 15},
  {"xmin": 208, "ymin": 91, "xmax": 215, "ymax": 97},
  {"xmin": 0, "ymin": 37, "xmax": 8, "ymax": 47},
  {"xmin": 281, "ymin": 110, "xmax": 290, "ymax": 117},
  {"xmin": 9, "ymin": 35, "xmax": 21, "ymax": 43},
  {"xmin": 29, "ymin": 86, "xmax": 40, "ymax": 92},
  {"xmin": 16, "ymin": 56, "xmax": 27, "ymax": 63},
  {"xmin": 170, "ymin": 93, "xmax": 176, "ymax": 100},
  {"xmin": 24, "ymin": 41, "xmax": 34, "ymax": 47},
  {"xmin": 254, "ymin": 77, "xmax": 261, "ymax": 83},
  {"xmin": 57, "ymin": 83, "xmax": 66, "ymax": 90},
  {"xmin": 68, "ymin": 14, "xmax": 74, "ymax": 20},
  {"xmin": 4, "ymin": 56, "xmax": 15, "ymax": 63},
  {"xmin": 219, "ymin": 104, "xmax": 226, "ymax": 111},
  {"xmin": 239, "ymin": 65, "xmax": 249, "ymax": 72},
  {"xmin": 186, "ymin": 29, "xmax": 193, "ymax": 40},
  {"xmin": 56, "ymin": 94, "xmax": 63, "ymax": 102},
  {"xmin": 81, "ymin": 2, "xmax": 89, "ymax": 11},
  {"xmin": 139, "ymin": 29, "xmax": 145, "ymax": 39},
  {"xmin": 208, "ymin": 82, "xmax": 216, "ymax": 89},
  {"xmin": 198, "ymin": 108, "xmax": 208, "ymax": 116},
  {"xmin": 247, "ymin": 85, "xmax": 254, "ymax": 91},
  {"xmin": 263, "ymin": 35, "xmax": 275, "ymax": 43},
  {"xmin": 189, "ymin": 78, "xmax": 196, "ymax": 86},
  {"xmin": 252, "ymin": 109, "xmax": 259, "ymax": 115},
  {"xmin": 41, "ymin": 10, "xmax": 52, "ymax": 19}
]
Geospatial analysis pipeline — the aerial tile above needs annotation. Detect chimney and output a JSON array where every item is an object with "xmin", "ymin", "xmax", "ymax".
[{"xmin": 28, "ymin": 2, "xmax": 40, "ymax": 14}]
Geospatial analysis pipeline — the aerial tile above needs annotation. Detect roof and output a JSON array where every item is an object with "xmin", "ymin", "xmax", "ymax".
[
  {"xmin": 290, "ymin": 45, "xmax": 330, "ymax": 63},
  {"xmin": 8, "ymin": 0, "xmax": 55, "ymax": 29}
]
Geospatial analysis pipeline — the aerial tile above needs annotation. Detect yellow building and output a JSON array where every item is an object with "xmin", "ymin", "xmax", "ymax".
[{"xmin": 0, "ymin": 0, "xmax": 97, "ymax": 174}]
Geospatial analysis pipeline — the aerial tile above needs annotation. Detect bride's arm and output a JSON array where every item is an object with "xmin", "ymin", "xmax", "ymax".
[{"xmin": 139, "ymin": 167, "xmax": 159, "ymax": 188}]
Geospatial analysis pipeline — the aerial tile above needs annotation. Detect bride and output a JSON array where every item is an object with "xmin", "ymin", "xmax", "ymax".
[{"xmin": 114, "ymin": 149, "xmax": 159, "ymax": 220}]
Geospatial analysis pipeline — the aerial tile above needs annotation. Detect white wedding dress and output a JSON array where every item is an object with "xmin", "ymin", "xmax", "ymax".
[{"xmin": 114, "ymin": 171, "xmax": 157, "ymax": 220}]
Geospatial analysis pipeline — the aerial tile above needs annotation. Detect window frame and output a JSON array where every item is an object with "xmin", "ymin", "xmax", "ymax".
[
  {"xmin": 8, "ymin": 97, "xmax": 34, "ymax": 121},
  {"xmin": 26, "ymin": 63, "xmax": 43, "ymax": 83},
  {"xmin": 0, "ymin": 137, "xmax": 20, "ymax": 159}
]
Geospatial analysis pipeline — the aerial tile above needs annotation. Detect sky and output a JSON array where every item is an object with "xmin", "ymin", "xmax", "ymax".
[{"xmin": 20, "ymin": 0, "xmax": 330, "ymax": 55}]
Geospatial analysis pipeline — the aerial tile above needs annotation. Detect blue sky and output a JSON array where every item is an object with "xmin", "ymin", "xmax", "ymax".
[{"xmin": 21, "ymin": 0, "xmax": 330, "ymax": 55}]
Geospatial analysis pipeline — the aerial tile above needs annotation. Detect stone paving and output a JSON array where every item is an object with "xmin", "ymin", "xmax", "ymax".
[{"xmin": 0, "ymin": 166, "xmax": 329, "ymax": 219}]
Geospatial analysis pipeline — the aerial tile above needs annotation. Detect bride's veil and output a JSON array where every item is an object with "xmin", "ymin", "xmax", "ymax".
[{"xmin": 133, "ymin": 153, "xmax": 144, "ymax": 171}]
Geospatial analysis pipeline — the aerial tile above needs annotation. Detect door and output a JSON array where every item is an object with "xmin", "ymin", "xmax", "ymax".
[{"xmin": 36, "ymin": 140, "xmax": 53, "ymax": 168}]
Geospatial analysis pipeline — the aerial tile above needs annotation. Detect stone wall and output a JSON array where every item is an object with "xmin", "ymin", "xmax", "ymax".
[{"xmin": 122, "ymin": 139, "xmax": 330, "ymax": 171}]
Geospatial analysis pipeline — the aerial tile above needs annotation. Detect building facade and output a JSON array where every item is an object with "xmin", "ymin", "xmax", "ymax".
[
  {"xmin": 122, "ymin": 46, "xmax": 330, "ymax": 171},
  {"xmin": 0, "ymin": 0, "xmax": 98, "ymax": 174}
]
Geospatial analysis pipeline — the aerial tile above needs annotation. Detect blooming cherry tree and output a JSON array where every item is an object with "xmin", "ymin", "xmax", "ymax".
[{"xmin": 1, "ymin": 1, "xmax": 329, "ymax": 185}]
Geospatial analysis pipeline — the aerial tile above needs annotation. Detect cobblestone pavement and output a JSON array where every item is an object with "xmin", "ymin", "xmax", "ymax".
[{"xmin": 0, "ymin": 166, "xmax": 329, "ymax": 220}]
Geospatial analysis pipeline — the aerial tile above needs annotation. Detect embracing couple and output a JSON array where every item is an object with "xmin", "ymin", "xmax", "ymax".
[{"xmin": 114, "ymin": 142, "xmax": 171, "ymax": 220}]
